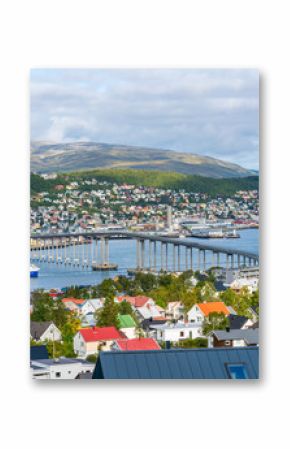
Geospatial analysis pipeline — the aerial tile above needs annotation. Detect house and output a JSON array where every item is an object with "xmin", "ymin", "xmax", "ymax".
[
  {"xmin": 81, "ymin": 313, "xmax": 96, "ymax": 328},
  {"xmin": 30, "ymin": 345, "xmax": 49, "ymax": 360},
  {"xmin": 229, "ymin": 277, "xmax": 259, "ymax": 293},
  {"xmin": 187, "ymin": 301, "xmax": 231, "ymax": 324},
  {"xmin": 62, "ymin": 298, "xmax": 85, "ymax": 313},
  {"xmin": 229, "ymin": 314, "xmax": 254, "ymax": 330},
  {"xmin": 209, "ymin": 328, "xmax": 259, "ymax": 348},
  {"xmin": 140, "ymin": 317, "xmax": 168, "ymax": 333},
  {"xmin": 77, "ymin": 300, "xmax": 96, "ymax": 316},
  {"xmin": 31, "ymin": 357, "xmax": 95, "ymax": 380},
  {"xmin": 117, "ymin": 295, "xmax": 155, "ymax": 308},
  {"xmin": 73, "ymin": 326, "xmax": 124, "ymax": 358},
  {"xmin": 113, "ymin": 338, "xmax": 161, "ymax": 351},
  {"xmin": 151, "ymin": 322, "xmax": 202, "ymax": 342},
  {"xmin": 87, "ymin": 298, "xmax": 104, "ymax": 313},
  {"xmin": 223, "ymin": 266, "xmax": 259, "ymax": 284},
  {"xmin": 118, "ymin": 314, "xmax": 136, "ymax": 339},
  {"xmin": 136, "ymin": 303, "xmax": 165, "ymax": 320},
  {"xmin": 92, "ymin": 347, "xmax": 259, "ymax": 379},
  {"xmin": 30, "ymin": 321, "xmax": 62, "ymax": 342},
  {"xmin": 165, "ymin": 301, "xmax": 184, "ymax": 320}
]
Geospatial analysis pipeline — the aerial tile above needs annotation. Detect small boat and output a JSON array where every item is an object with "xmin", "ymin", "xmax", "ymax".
[
  {"xmin": 30, "ymin": 264, "xmax": 40, "ymax": 278},
  {"xmin": 225, "ymin": 229, "xmax": 240, "ymax": 239}
]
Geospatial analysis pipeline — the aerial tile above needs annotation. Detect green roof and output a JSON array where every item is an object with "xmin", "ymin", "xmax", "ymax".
[{"xmin": 118, "ymin": 314, "xmax": 136, "ymax": 328}]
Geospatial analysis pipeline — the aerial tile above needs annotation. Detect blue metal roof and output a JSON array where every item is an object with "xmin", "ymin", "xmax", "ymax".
[
  {"xmin": 30, "ymin": 345, "xmax": 49, "ymax": 360},
  {"xmin": 92, "ymin": 347, "xmax": 259, "ymax": 379}
]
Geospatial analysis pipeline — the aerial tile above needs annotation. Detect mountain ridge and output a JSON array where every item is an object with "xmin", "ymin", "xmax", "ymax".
[{"xmin": 31, "ymin": 141, "xmax": 255, "ymax": 179}]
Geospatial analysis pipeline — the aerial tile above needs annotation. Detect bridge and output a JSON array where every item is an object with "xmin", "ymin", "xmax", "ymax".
[{"xmin": 30, "ymin": 230, "xmax": 259, "ymax": 272}]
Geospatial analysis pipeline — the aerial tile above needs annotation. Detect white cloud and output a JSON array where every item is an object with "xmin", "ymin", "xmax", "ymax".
[{"xmin": 30, "ymin": 69, "xmax": 259, "ymax": 168}]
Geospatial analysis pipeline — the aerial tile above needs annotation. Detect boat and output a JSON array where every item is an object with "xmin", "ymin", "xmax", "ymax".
[
  {"xmin": 30, "ymin": 264, "xmax": 40, "ymax": 278},
  {"xmin": 191, "ymin": 230, "xmax": 224, "ymax": 238},
  {"xmin": 225, "ymin": 229, "xmax": 240, "ymax": 239}
]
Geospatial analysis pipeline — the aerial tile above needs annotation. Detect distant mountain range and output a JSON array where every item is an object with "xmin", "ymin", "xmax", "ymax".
[{"xmin": 31, "ymin": 141, "xmax": 256, "ymax": 178}]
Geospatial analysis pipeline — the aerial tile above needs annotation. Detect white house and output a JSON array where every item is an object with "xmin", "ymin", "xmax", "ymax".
[
  {"xmin": 136, "ymin": 303, "xmax": 165, "ymax": 320},
  {"xmin": 229, "ymin": 277, "xmax": 259, "ymax": 294},
  {"xmin": 165, "ymin": 301, "xmax": 184, "ymax": 320},
  {"xmin": 31, "ymin": 358, "xmax": 95, "ymax": 380},
  {"xmin": 151, "ymin": 322, "xmax": 203, "ymax": 343},
  {"xmin": 118, "ymin": 315, "xmax": 136, "ymax": 339},
  {"xmin": 30, "ymin": 321, "xmax": 62, "ymax": 342},
  {"xmin": 187, "ymin": 302, "xmax": 231, "ymax": 324}
]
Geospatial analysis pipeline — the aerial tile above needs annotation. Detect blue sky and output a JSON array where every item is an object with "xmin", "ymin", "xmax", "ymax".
[{"xmin": 30, "ymin": 69, "xmax": 259, "ymax": 169}]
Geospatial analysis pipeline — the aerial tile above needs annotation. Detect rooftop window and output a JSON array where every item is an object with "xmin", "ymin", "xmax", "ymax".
[{"xmin": 226, "ymin": 363, "xmax": 249, "ymax": 379}]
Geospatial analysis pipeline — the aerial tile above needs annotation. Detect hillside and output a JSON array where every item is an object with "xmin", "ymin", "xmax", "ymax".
[
  {"xmin": 31, "ymin": 169, "xmax": 259, "ymax": 197},
  {"xmin": 31, "ymin": 141, "xmax": 255, "ymax": 179}
]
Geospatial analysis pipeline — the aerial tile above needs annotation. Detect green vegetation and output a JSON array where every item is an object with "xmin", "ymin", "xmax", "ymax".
[
  {"xmin": 86, "ymin": 354, "xmax": 98, "ymax": 363},
  {"xmin": 173, "ymin": 337, "xmax": 208, "ymax": 349},
  {"xmin": 30, "ymin": 290, "xmax": 80, "ymax": 358},
  {"xmin": 220, "ymin": 287, "xmax": 259, "ymax": 318},
  {"xmin": 31, "ymin": 169, "xmax": 259, "ymax": 197},
  {"xmin": 95, "ymin": 295, "xmax": 120, "ymax": 328},
  {"xmin": 202, "ymin": 312, "xmax": 229, "ymax": 336}
]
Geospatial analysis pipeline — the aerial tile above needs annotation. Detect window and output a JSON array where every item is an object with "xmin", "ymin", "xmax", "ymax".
[
  {"xmin": 180, "ymin": 331, "xmax": 184, "ymax": 337},
  {"xmin": 224, "ymin": 340, "xmax": 231, "ymax": 346},
  {"xmin": 55, "ymin": 372, "xmax": 61, "ymax": 378},
  {"xmin": 226, "ymin": 364, "xmax": 249, "ymax": 379}
]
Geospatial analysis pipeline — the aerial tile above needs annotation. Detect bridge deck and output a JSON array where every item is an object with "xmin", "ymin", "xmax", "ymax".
[{"xmin": 31, "ymin": 231, "xmax": 259, "ymax": 260}]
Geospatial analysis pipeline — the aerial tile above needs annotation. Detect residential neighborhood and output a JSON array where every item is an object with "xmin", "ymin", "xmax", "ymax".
[{"xmin": 30, "ymin": 266, "xmax": 259, "ymax": 379}]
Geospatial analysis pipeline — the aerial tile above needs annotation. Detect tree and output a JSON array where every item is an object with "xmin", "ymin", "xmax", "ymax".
[
  {"xmin": 221, "ymin": 286, "xmax": 258, "ymax": 318},
  {"xmin": 31, "ymin": 290, "xmax": 68, "ymax": 327},
  {"xmin": 95, "ymin": 295, "xmax": 119, "ymax": 328},
  {"xmin": 60, "ymin": 312, "xmax": 81, "ymax": 357},
  {"xmin": 202, "ymin": 312, "xmax": 229, "ymax": 336},
  {"xmin": 86, "ymin": 354, "xmax": 98, "ymax": 363},
  {"xmin": 220, "ymin": 288, "xmax": 237, "ymax": 306},
  {"xmin": 135, "ymin": 272, "xmax": 158, "ymax": 292},
  {"xmin": 96, "ymin": 279, "xmax": 117, "ymax": 298},
  {"xmin": 118, "ymin": 300, "xmax": 134, "ymax": 316}
]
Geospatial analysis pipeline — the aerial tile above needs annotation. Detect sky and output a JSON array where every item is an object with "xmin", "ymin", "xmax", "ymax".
[{"xmin": 30, "ymin": 69, "xmax": 259, "ymax": 169}]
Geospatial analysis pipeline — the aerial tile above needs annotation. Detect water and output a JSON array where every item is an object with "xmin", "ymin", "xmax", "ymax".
[{"xmin": 30, "ymin": 228, "xmax": 259, "ymax": 291}]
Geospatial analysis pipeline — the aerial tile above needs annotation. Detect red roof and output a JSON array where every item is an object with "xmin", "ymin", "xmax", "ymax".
[
  {"xmin": 62, "ymin": 298, "xmax": 85, "ymax": 305},
  {"xmin": 117, "ymin": 295, "xmax": 153, "ymax": 308},
  {"xmin": 115, "ymin": 338, "xmax": 161, "ymax": 351},
  {"xmin": 79, "ymin": 326, "xmax": 124, "ymax": 342}
]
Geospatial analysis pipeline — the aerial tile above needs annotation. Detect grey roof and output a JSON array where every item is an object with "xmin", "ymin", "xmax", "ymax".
[
  {"xmin": 213, "ymin": 329, "xmax": 259, "ymax": 345},
  {"xmin": 30, "ymin": 321, "xmax": 54, "ymax": 340},
  {"xmin": 92, "ymin": 347, "xmax": 259, "ymax": 379},
  {"xmin": 229, "ymin": 314, "xmax": 249, "ymax": 330}
]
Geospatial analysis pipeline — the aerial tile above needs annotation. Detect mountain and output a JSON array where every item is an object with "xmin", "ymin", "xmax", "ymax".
[{"xmin": 31, "ymin": 141, "xmax": 255, "ymax": 178}]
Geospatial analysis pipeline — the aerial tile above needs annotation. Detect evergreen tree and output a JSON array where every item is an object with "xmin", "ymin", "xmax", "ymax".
[{"xmin": 95, "ymin": 295, "xmax": 119, "ymax": 328}]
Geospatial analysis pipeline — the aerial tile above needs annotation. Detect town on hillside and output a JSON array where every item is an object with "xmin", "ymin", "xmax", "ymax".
[{"xmin": 31, "ymin": 172, "xmax": 258, "ymax": 235}]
